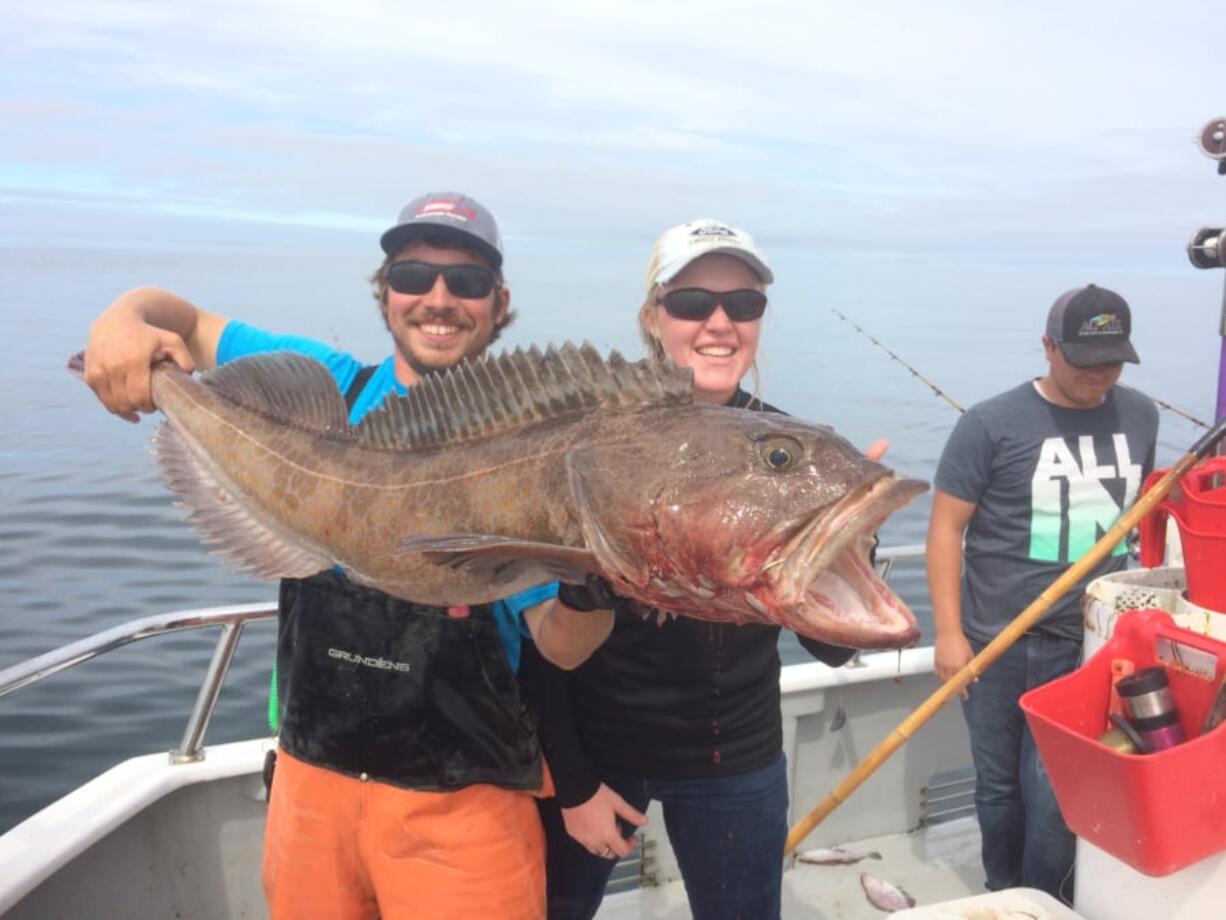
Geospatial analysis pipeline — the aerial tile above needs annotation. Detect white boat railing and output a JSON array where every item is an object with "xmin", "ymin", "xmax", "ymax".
[
  {"xmin": 0, "ymin": 543, "xmax": 929, "ymax": 768},
  {"xmin": 873, "ymin": 541, "xmax": 923, "ymax": 578},
  {"xmin": 0, "ymin": 602, "xmax": 278, "ymax": 764}
]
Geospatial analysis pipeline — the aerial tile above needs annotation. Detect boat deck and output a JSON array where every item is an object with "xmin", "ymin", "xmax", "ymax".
[
  {"xmin": 8, "ymin": 563, "xmax": 1225, "ymax": 918},
  {"xmin": 1, "ymin": 561, "xmax": 997, "ymax": 919},
  {"xmin": 597, "ymin": 816, "xmax": 983, "ymax": 919},
  {"xmin": 0, "ymin": 737, "xmax": 984, "ymax": 920}
]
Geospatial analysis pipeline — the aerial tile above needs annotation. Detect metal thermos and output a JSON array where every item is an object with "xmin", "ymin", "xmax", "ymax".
[{"xmin": 1117, "ymin": 667, "xmax": 1185, "ymax": 752}]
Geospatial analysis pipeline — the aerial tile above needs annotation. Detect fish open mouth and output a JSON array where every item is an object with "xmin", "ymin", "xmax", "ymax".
[{"xmin": 773, "ymin": 474, "xmax": 927, "ymax": 649}]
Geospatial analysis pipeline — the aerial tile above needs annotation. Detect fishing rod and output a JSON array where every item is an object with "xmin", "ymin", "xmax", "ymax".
[
  {"xmin": 785, "ymin": 412, "xmax": 1226, "ymax": 854},
  {"xmin": 829, "ymin": 309, "xmax": 964, "ymax": 414},
  {"xmin": 1123, "ymin": 387, "xmax": 1212, "ymax": 430},
  {"xmin": 829, "ymin": 308, "xmax": 1211, "ymax": 430}
]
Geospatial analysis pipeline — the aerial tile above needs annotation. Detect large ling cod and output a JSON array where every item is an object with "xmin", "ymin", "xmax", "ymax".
[{"xmin": 93, "ymin": 343, "xmax": 928, "ymax": 648}]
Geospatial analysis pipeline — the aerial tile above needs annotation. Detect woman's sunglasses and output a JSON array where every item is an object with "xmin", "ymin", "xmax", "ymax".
[
  {"xmin": 658, "ymin": 288, "xmax": 768, "ymax": 323},
  {"xmin": 387, "ymin": 261, "xmax": 497, "ymax": 300}
]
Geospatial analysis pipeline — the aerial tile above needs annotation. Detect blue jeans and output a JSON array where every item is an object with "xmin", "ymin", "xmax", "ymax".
[
  {"xmin": 539, "ymin": 753, "xmax": 789, "ymax": 920},
  {"xmin": 962, "ymin": 633, "xmax": 1081, "ymax": 901}
]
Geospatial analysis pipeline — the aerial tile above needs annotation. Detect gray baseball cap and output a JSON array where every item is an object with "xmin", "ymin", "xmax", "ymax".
[
  {"xmin": 1045, "ymin": 284, "xmax": 1140, "ymax": 367},
  {"xmin": 380, "ymin": 191, "xmax": 503, "ymax": 269}
]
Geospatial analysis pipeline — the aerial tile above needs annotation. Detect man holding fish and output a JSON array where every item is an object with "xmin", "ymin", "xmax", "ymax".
[{"xmin": 81, "ymin": 192, "xmax": 612, "ymax": 920}]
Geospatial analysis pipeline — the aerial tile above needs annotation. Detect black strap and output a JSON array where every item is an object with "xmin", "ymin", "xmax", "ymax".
[
  {"xmin": 557, "ymin": 574, "xmax": 619, "ymax": 611},
  {"xmin": 344, "ymin": 364, "xmax": 378, "ymax": 412},
  {"xmin": 262, "ymin": 749, "xmax": 277, "ymax": 800}
]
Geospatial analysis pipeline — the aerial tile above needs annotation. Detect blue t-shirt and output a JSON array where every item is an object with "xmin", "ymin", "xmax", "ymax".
[{"xmin": 217, "ymin": 320, "xmax": 558, "ymax": 671}]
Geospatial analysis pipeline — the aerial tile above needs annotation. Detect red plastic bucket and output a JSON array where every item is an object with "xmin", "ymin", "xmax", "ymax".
[
  {"xmin": 1139, "ymin": 458, "xmax": 1226, "ymax": 613},
  {"xmin": 1020, "ymin": 609, "xmax": 1226, "ymax": 876},
  {"xmin": 1165, "ymin": 457, "xmax": 1226, "ymax": 528}
]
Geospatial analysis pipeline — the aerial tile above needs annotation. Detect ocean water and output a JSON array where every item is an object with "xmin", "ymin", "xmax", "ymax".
[{"xmin": 0, "ymin": 227, "xmax": 1220, "ymax": 834}]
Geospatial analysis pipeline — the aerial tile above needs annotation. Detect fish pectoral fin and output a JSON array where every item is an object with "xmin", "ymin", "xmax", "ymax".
[
  {"xmin": 397, "ymin": 534, "xmax": 601, "ymax": 586},
  {"xmin": 155, "ymin": 422, "xmax": 332, "ymax": 580}
]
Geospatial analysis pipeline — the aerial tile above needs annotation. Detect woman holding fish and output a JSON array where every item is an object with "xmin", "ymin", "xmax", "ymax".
[{"xmin": 523, "ymin": 219, "xmax": 889, "ymax": 920}]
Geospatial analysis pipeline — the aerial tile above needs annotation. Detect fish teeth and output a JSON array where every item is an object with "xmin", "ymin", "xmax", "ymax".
[
  {"xmin": 651, "ymin": 577, "xmax": 686, "ymax": 598},
  {"xmin": 743, "ymin": 592, "xmax": 770, "ymax": 617},
  {"xmin": 686, "ymin": 578, "xmax": 715, "ymax": 599}
]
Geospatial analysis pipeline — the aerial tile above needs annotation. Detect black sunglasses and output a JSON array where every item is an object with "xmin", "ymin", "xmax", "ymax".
[
  {"xmin": 386, "ymin": 261, "xmax": 497, "ymax": 299},
  {"xmin": 658, "ymin": 288, "xmax": 768, "ymax": 323}
]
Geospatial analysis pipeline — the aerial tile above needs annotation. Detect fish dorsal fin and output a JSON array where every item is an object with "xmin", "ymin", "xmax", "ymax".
[
  {"xmin": 355, "ymin": 342, "xmax": 692, "ymax": 450},
  {"xmin": 200, "ymin": 352, "xmax": 351, "ymax": 434}
]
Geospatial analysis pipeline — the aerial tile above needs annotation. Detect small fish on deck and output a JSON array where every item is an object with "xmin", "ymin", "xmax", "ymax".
[
  {"xmin": 861, "ymin": 872, "xmax": 916, "ymax": 912},
  {"xmin": 796, "ymin": 845, "xmax": 881, "ymax": 866}
]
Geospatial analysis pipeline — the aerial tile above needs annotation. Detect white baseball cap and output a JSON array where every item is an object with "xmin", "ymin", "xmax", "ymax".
[{"xmin": 644, "ymin": 219, "xmax": 774, "ymax": 294}]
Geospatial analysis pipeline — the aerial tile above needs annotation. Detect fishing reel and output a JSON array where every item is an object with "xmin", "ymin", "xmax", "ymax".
[
  {"xmin": 1199, "ymin": 117, "xmax": 1226, "ymax": 171},
  {"xmin": 1187, "ymin": 117, "xmax": 1226, "ymax": 270},
  {"xmin": 1188, "ymin": 227, "xmax": 1225, "ymax": 270}
]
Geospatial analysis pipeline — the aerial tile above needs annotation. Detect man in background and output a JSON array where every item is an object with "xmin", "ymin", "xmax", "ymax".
[{"xmin": 926, "ymin": 285, "xmax": 1158, "ymax": 900}]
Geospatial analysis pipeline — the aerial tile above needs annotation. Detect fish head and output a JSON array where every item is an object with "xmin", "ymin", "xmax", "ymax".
[{"xmin": 569, "ymin": 407, "xmax": 926, "ymax": 648}]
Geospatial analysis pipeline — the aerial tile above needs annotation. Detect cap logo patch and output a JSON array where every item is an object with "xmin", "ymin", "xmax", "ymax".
[
  {"xmin": 416, "ymin": 200, "xmax": 475, "ymax": 223},
  {"xmin": 1078, "ymin": 313, "xmax": 1124, "ymax": 336},
  {"xmin": 690, "ymin": 223, "xmax": 737, "ymax": 240}
]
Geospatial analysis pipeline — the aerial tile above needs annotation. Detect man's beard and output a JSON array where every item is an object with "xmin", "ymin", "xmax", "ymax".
[
  {"xmin": 405, "ymin": 347, "xmax": 481, "ymax": 379},
  {"xmin": 401, "ymin": 308, "xmax": 486, "ymax": 379}
]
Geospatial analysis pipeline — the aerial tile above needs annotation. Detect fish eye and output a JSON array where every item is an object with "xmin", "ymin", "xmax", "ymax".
[{"xmin": 759, "ymin": 436, "xmax": 803, "ymax": 472}]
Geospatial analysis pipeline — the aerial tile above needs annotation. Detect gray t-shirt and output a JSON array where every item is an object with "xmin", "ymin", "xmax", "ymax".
[{"xmin": 934, "ymin": 381, "xmax": 1159, "ymax": 642}]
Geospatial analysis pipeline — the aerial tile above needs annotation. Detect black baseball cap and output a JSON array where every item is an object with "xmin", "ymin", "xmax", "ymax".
[
  {"xmin": 379, "ymin": 192, "xmax": 503, "ymax": 269},
  {"xmin": 1045, "ymin": 284, "xmax": 1140, "ymax": 367}
]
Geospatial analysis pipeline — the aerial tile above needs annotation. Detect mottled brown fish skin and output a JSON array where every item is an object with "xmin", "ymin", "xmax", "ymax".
[
  {"xmin": 149, "ymin": 358, "xmax": 925, "ymax": 648},
  {"xmin": 150, "ymin": 363, "xmax": 583, "ymax": 597}
]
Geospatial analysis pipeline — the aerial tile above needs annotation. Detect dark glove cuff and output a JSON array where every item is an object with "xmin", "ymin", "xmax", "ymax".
[
  {"xmin": 557, "ymin": 575, "xmax": 617, "ymax": 612},
  {"xmin": 555, "ymin": 772, "xmax": 603, "ymax": 809}
]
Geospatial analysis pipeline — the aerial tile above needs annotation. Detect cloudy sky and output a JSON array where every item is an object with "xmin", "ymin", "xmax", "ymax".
[{"xmin": 4, "ymin": 0, "xmax": 1225, "ymax": 262}]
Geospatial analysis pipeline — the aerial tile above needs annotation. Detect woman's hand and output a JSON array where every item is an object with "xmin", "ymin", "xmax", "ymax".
[
  {"xmin": 864, "ymin": 439, "xmax": 890, "ymax": 462},
  {"xmin": 561, "ymin": 783, "xmax": 649, "ymax": 859}
]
